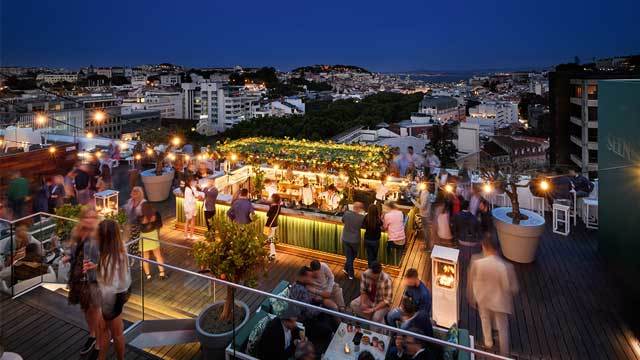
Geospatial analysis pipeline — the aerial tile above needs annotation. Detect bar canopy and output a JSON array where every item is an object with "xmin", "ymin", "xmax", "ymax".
[{"xmin": 217, "ymin": 137, "xmax": 393, "ymax": 180}]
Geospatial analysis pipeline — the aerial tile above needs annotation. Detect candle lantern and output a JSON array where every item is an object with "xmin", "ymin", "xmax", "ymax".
[
  {"xmin": 431, "ymin": 245, "xmax": 460, "ymax": 328},
  {"xmin": 94, "ymin": 189, "xmax": 119, "ymax": 216}
]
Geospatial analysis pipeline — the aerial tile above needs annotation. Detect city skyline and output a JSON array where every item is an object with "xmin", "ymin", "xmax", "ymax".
[{"xmin": 2, "ymin": 0, "xmax": 639, "ymax": 72}]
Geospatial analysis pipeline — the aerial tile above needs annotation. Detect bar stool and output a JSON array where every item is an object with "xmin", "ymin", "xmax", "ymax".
[
  {"xmin": 553, "ymin": 203, "xmax": 571, "ymax": 236},
  {"xmin": 582, "ymin": 198, "xmax": 599, "ymax": 229},
  {"xmin": 530, "ymin": 196, "xmax": 545, "ymax": 217},
  {"xmin": 569, "ymin": 190, "xmax": 577, "ymax": 226}
]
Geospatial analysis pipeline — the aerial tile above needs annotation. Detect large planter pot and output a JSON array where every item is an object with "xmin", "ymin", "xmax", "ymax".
[
  {"xmin": 196, "ymin": 300, "xmax": 250, "ymax": 360},
  {"xmin": 140, "ymin": 169, "xmax": 174, "ymax": 202},
  {"xmin": 492, "ymin": 207, "xmax": 545, "ymax": 263}
]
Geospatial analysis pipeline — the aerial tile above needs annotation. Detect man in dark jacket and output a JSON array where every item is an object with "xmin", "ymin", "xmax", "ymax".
[
  {"xmin": 257, "ymin": 307, "xmax": 301, "ymax": 360},
  {"xmin": 453, "ymin": 200, "xmax": 480, "ymax": 246},
  {"xmin": 568, "ymin": 168, "xmax": 593, "ymax": 198},
  {"xmin": 341, "ymin": 201, "xmax": 365, "ymax": 280}
]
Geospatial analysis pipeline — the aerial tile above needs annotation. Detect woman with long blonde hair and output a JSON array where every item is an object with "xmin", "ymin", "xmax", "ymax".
[{"xmin": 96, "ymin": 219, "xmax": 131, "ymax": 360}]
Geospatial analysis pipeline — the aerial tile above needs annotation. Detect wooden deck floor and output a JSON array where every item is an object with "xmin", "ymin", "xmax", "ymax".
[
  {"xmin": 0, "ymin": 289, "xmax": 161, "ymax": 360},
  {"xmin": 134, "ymin": 217, "xmax": 638, "ymax": 360},
  {"xmin": 2, "ymin": 186, "xmax": 637, "ymax": 360}
]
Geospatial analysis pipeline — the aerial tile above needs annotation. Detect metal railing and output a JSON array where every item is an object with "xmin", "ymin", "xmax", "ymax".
[{"xmin": 0, "ymin": 211, "xmax": 512, "ymax": 359}]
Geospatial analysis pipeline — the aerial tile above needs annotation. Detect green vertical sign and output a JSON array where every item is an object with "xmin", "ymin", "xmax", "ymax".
[{"xmin": 598, "ymin": 79, "xmax": 640, "ymax": 303}]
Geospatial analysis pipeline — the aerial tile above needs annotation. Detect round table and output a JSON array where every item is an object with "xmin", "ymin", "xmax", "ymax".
[{"xmin": 1, "ymin": 352, "xmax": 24, "ymax": 360}]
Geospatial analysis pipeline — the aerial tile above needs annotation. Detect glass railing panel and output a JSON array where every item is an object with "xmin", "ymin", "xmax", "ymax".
[{"xmin": 128, "ymin": 255, "xmax": 509, "ymax": 360}]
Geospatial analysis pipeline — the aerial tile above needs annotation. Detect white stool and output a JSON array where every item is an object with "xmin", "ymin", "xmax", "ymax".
[
  {"xmin": 569, "ymin": 190, "xmax": 577, "ymax": 226},
  {"xmin": 531, "ymin": 196, "xmax": 545, "ymax": 217},
  {"xmin": 553, "ymin": 203, "xmax": 571, "ymax": 236},
  {"xmin": 582, "ymin": 198, "xmax": 599, "ymax": 229}
]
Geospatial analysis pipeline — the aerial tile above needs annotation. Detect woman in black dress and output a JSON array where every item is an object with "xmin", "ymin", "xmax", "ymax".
[{"xmin": 362, "ymin": 204, "xmax": 383, "ymax": 267}]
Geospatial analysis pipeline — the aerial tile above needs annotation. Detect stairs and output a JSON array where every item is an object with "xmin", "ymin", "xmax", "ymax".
[{"xmin": 28, "ymin": 284, "xmax": 200, "ymax": 353}]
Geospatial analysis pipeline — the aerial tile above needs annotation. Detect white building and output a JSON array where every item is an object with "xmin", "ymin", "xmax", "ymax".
[
  {"xmin": 123, "ymin": 91, "xmax": 183, "ymax": 119},
  {"xmin": 35, "ymin": 73, "xmax": 79, "ymax": 84},
  {"xmin": 182, "ymin": 82, "xmax": 261, "ymax": 135},
  {"xmin": 131, "ymin": 75, "xmax": 148, "ymax": 87},
  {"xmin": 253, "ymin": 97, "xmax": 305, "ymax": 118},
  {"xmin": 456, "ymin": 122, "xmax": 480, "ymax": 155},
  {"xmin": 94, "ymin": 68, "xmax": 112, "ymax": 78},
  {"xmin": 417, "ymin": 96, "xmax": 464, "ymax": 122},
  {"xmin": 160, "ymin": 74, "xmax": 181, "ymax": 86},
  {"xmin": 468, "ymin": 101, "xmax": 519, "ymax": 125}
]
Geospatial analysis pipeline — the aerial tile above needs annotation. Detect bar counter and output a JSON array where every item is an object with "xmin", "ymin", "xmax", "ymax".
[{"xmin": 175, "ymin": 196, "xmax": 416, "ymax": 267}]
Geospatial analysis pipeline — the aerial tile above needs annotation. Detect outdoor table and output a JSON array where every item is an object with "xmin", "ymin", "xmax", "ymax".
[{"xmin": 322, "ymin": 322, "xmax": 390, "ymax": 360}]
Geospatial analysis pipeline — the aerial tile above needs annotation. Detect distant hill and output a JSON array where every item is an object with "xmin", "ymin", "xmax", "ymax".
[{"xmin": 291, "ymin": 64, "xmax": 371, "ymax": 74}]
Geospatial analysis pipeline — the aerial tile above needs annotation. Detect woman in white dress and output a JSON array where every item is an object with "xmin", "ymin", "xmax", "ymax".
[{"xmin": 183, "ymin": 178, "xmax": 198, "ymax": 240}]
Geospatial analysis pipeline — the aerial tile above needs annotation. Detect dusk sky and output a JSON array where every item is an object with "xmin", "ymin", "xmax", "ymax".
[{"xmin": 2, "ymin": 0, "xmax": 639, "ymax": 72}]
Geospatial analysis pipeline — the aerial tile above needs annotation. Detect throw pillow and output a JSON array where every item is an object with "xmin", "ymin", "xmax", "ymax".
[
  {"xmin": 268, "ymin": 286, "xmax": 289, "ymax": 316},
  {"xmin": 443, "ymin": 323, "xmax": 459, "ymax": 360},
  {"xmin": 246, "ymin": 313, "xmax": 276, "ymax": 356}
]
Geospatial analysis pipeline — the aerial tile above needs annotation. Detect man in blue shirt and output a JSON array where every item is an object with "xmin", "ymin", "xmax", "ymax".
[{"xmin": 386, "ymin": 268, "xmax": 432, "ymax": 327}]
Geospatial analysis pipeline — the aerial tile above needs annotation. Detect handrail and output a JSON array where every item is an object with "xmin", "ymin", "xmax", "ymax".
[
  {"xmin": 127, "ymin": 254, "xmax": 512, "ymax": 360},
  {"xmin": 1, "ymin": 211, "xmax": 512, "ymax": 359}
]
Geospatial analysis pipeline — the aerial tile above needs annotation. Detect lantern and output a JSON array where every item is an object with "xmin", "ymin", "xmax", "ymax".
[
  {"xmin": 431, "ymin": 245, "xmax": 460, "ymax": 328},
  {"xmin": 94, "ymin": 189, "xmax": 119, "ymax": 216}
]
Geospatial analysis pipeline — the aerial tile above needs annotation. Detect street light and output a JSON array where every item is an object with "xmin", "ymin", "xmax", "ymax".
[
  {"xmin": 93, "ymin": 110, "xmax": 106, "ymax": 123},
  {"xmin": 35, "ymin": 113, "xmax": 47, "ymax": 126}
]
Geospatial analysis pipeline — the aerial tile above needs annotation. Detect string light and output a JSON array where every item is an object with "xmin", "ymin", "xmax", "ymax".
[
  {"xmin": 134, "ymin": 154, "xmax": 142, "ymax": 160},
  {"xmin": 146, "ymin": 148, "xmax": 154, "ymax": 156},
  {"xmin": 184, "ymin": 154, "xmax": 190, "ymax": 161},
  {"xmin": 482, "ymin": 183, "xmax": 493, "ymax": 194},
  {"xmin": 86, "ymin": 131, "xmax": 94, "ymax": 139},
  {"xmin": 48, "ymin": 147, "xmax": 56, "ymax": 154},
  {"xmin": 419, "ymin": 182, "xmax": 427, "ymax": 191},
  {"xmin": 444, "ymin": 184, "xmax": 453, "ymax": 193},
  {"xmin": 171, "ymin": 137, "xmax": 181, "ymax": 147},
  {"xmin": 230, "ymin": 153, "xmax": 238, "ymax": 162}
]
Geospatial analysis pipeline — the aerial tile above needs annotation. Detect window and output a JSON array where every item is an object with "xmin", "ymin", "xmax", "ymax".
[
  {"xmin": 588, "ymin": 149, "xmax": 598, "ymax": 163},
  {"xmin": 570, "ymin": 103, "xmax": 582, "ymax": 119},
  {"xmin": 588, "ymin": 128, "xmax": 598, "ymax": 142},
  {"xmin": 588, "ymin": 106, "xmax": 598, "ymax": 121},
  {"xmin": 587, "ymin": 84, "xmax": 597, "ymax": 100},
  {"xmin": 571, "ymin": 84, "xmax": 583, "ymax": 98}
]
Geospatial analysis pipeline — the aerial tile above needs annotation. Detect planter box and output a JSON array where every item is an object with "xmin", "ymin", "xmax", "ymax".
[
  {"xmin": 493, "ymin": 207, "xmax": 545, "ymax": 263},
  {"xmin": 140, "ymin": 169, "xmax": 174, "ymax": 202}
]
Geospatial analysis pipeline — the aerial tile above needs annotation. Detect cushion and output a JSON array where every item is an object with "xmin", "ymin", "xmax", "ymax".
[
  {"xmin": 267, "ymin": 286, "xmax": 290, "ymax": 316},
  {"xmin": 443, "ymin": 323, "xmax": 459, "ymax": 360},
  {"xmin": 246, "ymin": 313, "xmax": 276, "ymax": 356}
]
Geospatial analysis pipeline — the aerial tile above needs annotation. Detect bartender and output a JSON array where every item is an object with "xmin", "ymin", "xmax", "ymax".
[
  {"xmin": 264, "ymin": 179, "xmax": 279, "ymax": 199},
  {"xmin": 375, "ymin": 179, "xmax": 389, "ymax": 204},
  {"xmin": 321, "ymin": 184, "xmax": 342, "ymax": 211},
  {"xmin": 300, "ymin": 178, "xmax": 315, "ymax": 208}
]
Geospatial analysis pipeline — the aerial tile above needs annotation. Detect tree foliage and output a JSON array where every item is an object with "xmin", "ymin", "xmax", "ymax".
[
  {"xmin": 217, "ymin": 92, "xmax": 424, "ymax": 141},
  {"xmin": 193, "ymin": 216, "xmax": 268, "ymax": 321},
  {"xmin": 428, "ymin": 124, "xmax": 458, "ymax": 167}
]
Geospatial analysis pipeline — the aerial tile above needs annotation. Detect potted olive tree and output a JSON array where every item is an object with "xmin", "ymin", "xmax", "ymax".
[
  {"xmin": 192, "ymin": 216, "xmax": 269, "ymax": 358},
  {"xmin": 482, "ymin": 169, "xmax": 546, "ymax": 263},
  {"xmin": 137, "ymin": 128, "xmax": 176, "ymax": 202}
]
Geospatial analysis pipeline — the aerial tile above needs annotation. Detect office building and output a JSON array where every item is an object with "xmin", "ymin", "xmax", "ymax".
[{"xmin": 548, "ymin": 64, "xmax": 639, "ymax": 175}]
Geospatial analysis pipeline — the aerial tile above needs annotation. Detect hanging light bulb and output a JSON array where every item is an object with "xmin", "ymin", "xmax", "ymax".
[
  {"xmin": 36, "ymin": 113, "xmax": 47, "ymax": 126},
  {"xmin": 146, "ymin": 148, "xmax": 154, "ymax": 156},
  {"xmin": 86, "ymin": 131, "xmax": 94, "ymax": 139},
  {"xmin": 171, "ymin": 137, "xmax": 181, "ymax": 147},
  {"xmin": 540, "ymin": 180, "xmax": 550, "ymax": 191},
  {"xmin": 48, "ymin": 147, "xmax": 56, "ymax": 154},
  {"xmin": 482, "ymin": 183, "xmax": 493, "ymax": 194}
]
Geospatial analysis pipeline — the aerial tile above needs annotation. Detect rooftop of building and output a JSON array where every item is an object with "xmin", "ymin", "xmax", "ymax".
[{"xmin": 420, "ymin": 95, "xmax": 458, "ymax": 109}]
